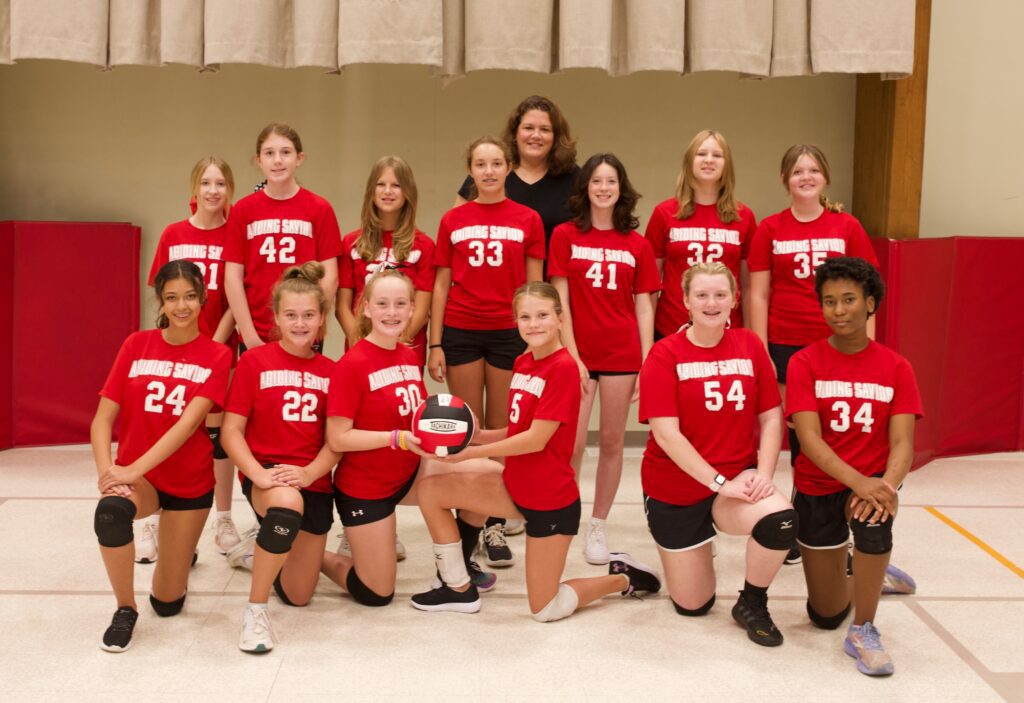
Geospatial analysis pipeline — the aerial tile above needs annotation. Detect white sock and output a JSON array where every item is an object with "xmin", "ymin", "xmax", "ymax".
[
  {"xmin": 148, "ymin": 513, "xmax": 161, "ymax": 527},
  {"xmin": 247, "ymin": 601, "xmax": 267, "ymax": 610},
  {"xmin": 590, "ymin": 517, "xmax": 606, "ymax": 528},
  {"xmin": 215, "ymin": 510, "xmax": 232, "ymax": 521},
  {"xmin": 433, "ymin": 541, "xmax": 470, "ymax": 588}
]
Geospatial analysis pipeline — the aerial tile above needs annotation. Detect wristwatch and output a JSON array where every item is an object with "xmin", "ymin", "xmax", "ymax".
[{"xmin": 708, "ymin": 473, "xmax": 726, "ymax": 493}]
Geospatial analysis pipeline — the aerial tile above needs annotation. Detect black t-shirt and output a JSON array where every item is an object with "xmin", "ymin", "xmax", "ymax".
[{"xmin": 458, "ymin": 165, "xmax": 580, "ymax": 247}]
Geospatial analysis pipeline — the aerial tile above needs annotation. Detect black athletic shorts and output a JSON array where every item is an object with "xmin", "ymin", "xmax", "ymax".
[
  {"xmin": 644, "ymin": 493, "xmax": 716, "ymax": 551},
  {"xmin": 441, "ymin": 325, "xmax": 526, "ymax": 370},
  {"xmin": 794, "ymin": 473, "xmax": 892, "ymax": 550},
  {"xmin": 767, "ymin": 343, "xmax": 804, "ymax": 385},
  {"xmin": 334, "ymin": 469, "xmax": 418, "ymax": 527},
  {"xmin": 157, "ymin": 487, "xmax": 214, "ymax": 511},
  {"xmin": 512, "ymin": 497, "xmax": 581, "ymax": 538},
  {"xmin": 588, "ymin": 369, "xmax": 637, "ymax": 381},
  {"xmin": 242, "ymin": 478, "xmax": 334, "ymax": 536}
]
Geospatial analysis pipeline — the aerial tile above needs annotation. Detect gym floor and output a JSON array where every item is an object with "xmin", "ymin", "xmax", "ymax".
[{"xmin": 0, "ymin": 446, "xmax": 1020, "ymax": 702}]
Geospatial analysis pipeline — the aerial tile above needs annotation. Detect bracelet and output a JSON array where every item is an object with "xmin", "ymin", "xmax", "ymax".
[
  {"xmin": 428, "ymin": 344, "xmax": 443, "ymax": 350},
  {"xmin": 398, "ymin": 431, "xmax": 409, "ymax": 451},
  {"xmin": 389, "ymin": 429, "xmax": 399, "ymax": 450}
]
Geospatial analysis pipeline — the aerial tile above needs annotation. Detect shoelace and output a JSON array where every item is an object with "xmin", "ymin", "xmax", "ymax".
[
  {"xmin": 248, "ymin": 608, "xmax": 274, "ymax": 641},
  {"xmin": 110, "ymin": 609, "xmax": 136, "ymax": 632},
  {"xmin": 483, "ymin": 525, "xmax": 507, "ymax": 547},
  {"xmin": 857, "ymin": 622, "xmax": 883, "ymax": 650}
]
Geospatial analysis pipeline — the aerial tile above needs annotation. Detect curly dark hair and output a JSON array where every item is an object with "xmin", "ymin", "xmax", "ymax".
[
  {"xmin": 502, "ymin": 96, "xmax": 577, "ymax": 175},
  {"xmin": 567, "ymin": 153, "xmax": 640, "ymax": 233},
  {"xmin": 814, "ymin": 256, "xmax": 885, "ymax": 317}
]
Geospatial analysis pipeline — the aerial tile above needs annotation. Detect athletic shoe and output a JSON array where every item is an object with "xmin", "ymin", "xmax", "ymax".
[
  {"xmin": 783, "ymin": 545, "xmax": 802, "ymax": 565},
  {"xmin": 583, "ymin": 522, "xmax": 610, "ymax": 565},
  {"xmin": 395, "ymin": 536, "xmax": 407, "ymax": 562},
  {"xmin": 608, "ymin": 553, "xmax": 661, "ymax": 596},
  {"xmin": 213, "ymin": 515, "xmax": 241, "ymax": 555},
  {"xmin": 410, "ymin": 583, "xmax": 481, "ymax": 613},
  {"xmin": 336, "ymin": 529, "xmax": 351, "ymax": 557},
  {"xmin": 731, "ymin": 592, "xmax": 784, "ymax": 647},
  {"xmin": 227, "ymin": 533, "xmax": 255, "ymax": 571},
  {"xmin": 504, "ymin": 518, "xmax": 525, "ymax": 536},
  {"xmin": 844, "ymin": 621, "xmax": 894, "ymax": 676},
  {"xmin": 100, "ymin": 606, "xmax": 139, "ymax": 652},
  {"xmin": 134, "ymin": 517, "xmax": 158, "ymax": 564},
  {"xmin": 239, "ymin": 604, "xmax": 276, "ymax": 653},
  {"xmin": 881, "ymin": 564, "xmax": 917, "ymax": 595},
  {"xmin": 480, "ymin": 523, "xmax": 515, "ymax": 567},
  {"xmin": 467, "ymin": 561, "xmax": 497, "ymax": 592}
]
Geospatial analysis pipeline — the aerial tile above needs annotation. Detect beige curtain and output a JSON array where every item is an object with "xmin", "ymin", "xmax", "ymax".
[{"xmin": 0, "ymin": 0, "xmax": 916, "ymax": 78}]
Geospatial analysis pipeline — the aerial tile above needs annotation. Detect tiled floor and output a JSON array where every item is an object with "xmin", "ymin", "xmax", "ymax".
[{"xmin": 1, "ymin": 446, "xmax": 1021, "ymax": 702}]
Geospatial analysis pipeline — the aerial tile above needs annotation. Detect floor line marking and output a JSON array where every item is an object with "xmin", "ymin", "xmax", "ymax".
[{"xmin": 926, "ymin": 506, "xmax": 1024, "ymax": 579}]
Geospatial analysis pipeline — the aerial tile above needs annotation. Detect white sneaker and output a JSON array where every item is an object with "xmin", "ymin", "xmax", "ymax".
[
  {"xmin": 227, "ymin": 530, "xmax": 255, "ymax": 571},
  {"xmin": 134, "ymin": 516, "xmax": 158, "ymax": 564},
  {"xmin": 395, "ymin": 536, "xmax": 407, "ymax": 562},
  {"xmin": 583, "ymin": 522, "xmax": 610, "ymax": 565},
  {"xmin": 504, "ymin": 519, "xmax": 525, "ymax": 536},
  {"xmin": 239, "ymin": 604, "xmax": 276, "ymax": 653},
  {"xmin": 336, "ymin": 529, "xmax": 351, "ymax": 557},
  {"xmin": 213, "ymin": 515, "xmax": 241, "ymax": 555}
]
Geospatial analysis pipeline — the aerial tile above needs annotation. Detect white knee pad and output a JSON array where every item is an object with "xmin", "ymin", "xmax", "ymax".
[
  {"xmin": 532, "ymin": 583, "xmax": 579, "ymax": 623},
  {"xmin": 434, "ymin": 541, "xmax": 470, "ymax": 588}
]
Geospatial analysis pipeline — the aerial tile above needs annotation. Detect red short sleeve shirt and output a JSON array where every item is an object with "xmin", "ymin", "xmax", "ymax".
[
  {"xmin": 786, "ymin": 339, "xmax": 923, "ymax": 496},
  {"xmin": 327, "ymin": 339, "xmax": 426, "ymax": 499},
  {"xmin": 747, "ymin": 209, "xmax": 879, "ymax": 346},
  {"xmin": 639, "ymin": 328, "xmax": 780, "ymax": 506},
  {"xmin": 644, "ymin": 199, "xmax": 756, "ymax": 334},
  {"xmin": 434, "ymin": 199, "xmax": 545, "ymax": 330},
  {"xmin": 502, "ymin": 348, "xmax": 582, "ymax": 510},
  {"xmin": 223, "ymin": 188, "xmax": 343, "ymax": 341},
  {"xmin": 100, "ymin": 330, "xmax": 232, "ymax": 498},
  {"xmin": 548, "ymin": 223, "xmax": 661, "ymax": 372},
  {"xmin": 224, "ymin": 342, "xmax": 336, "ymax": 493},
  {"xmin": 338, "ymin": 229, "xmax": 435, "ymax": 365}
]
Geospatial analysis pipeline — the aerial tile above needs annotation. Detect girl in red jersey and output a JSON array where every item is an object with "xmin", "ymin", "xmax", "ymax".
[
  {"xmin": 91, "ymin": 260, "xmax": 232, "ymax": 652},
  {"xmin": 788, "ymin": 257, "xmax": 922, "ymax": 676},
  {"xmin": 410, "ymin": 282, "xmax": 661, "ymax": 617},
  {"xmin": 645, "ymin": 130, "xmax": 756, "ymax": 335},
  {"xmin": 549, "ymin": 153, "xmax": 659, "ymax": 565},
  {"xmin": 429, "ymin": 136, "xmax": 546, "ymax": 433},
  {"xmin": 639, "ymin": 262, "xmax": 795, "ymax": 647},
  {"xmin": 224, "ymin": 123, "xmax": 342, "ymax": 351},
  {"xmin": 144, "ymin": 156, "xmax": 241, "ymax": 561},
  {"xmin": 221, "ymin": 262, "xmax": 339, "ymax": 653}
]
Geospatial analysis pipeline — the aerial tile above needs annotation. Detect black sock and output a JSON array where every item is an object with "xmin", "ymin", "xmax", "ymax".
[
  {"xmin": 456, "ymin": 513, "xmax": 482, "ymax": 566},
  {"xmin": 741, "ymin": 581, "xmax": 769, "ymax": 601},
  {"xmin": 485, "ymin": 516, "xmax": 506, "ymax": 527}
]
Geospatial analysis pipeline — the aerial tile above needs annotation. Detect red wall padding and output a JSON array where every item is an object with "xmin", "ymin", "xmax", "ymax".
[
  {"xmin": 0, "ymin": 223, "xmax": 14, "ymax": 449},
  {"xmin": 873, "ymin": 237, "xmax": 1024, "ymax": 467},
  {"xmin": 4, "ymin": 222, "xmax": 139, "ymax": 447}
]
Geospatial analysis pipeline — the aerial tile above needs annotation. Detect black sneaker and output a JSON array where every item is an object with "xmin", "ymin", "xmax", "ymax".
[
  {"xmin": 411, "ymin": 583, "xmax": 481, "ymax": 613},
  {"xmin": 480, "ymin": 523, "xmax": 515, "ymax": 567},
  {"xmin": 784, "ymin": 546, "xmax": 802, "ymax": 565},
  {"xmin": 609, "ymin": 553, "xmax": 661, "ymax": 596},
  {"xmin": 101, "ymin": 606, "xmax": 139, "ymax": 652},
  {"xmin": 731, "ymin": 592, "xmax": 783, "ymax": 647}
]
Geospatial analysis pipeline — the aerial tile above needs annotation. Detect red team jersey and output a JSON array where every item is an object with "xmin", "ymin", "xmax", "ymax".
[
  {"xmin": 639, "ymin": 328, "xmax": 781, "ymax": 506},
  {"xmin": 747, "ymin": 209, "xmax": 878, "ymax": 346},
  {"xmin": 786, "ymin": 339, "xmax": 923, "ymax": 496},
  {"xmin": 223, "ymin": 188, "xmax": 343, "ymax": 341},
  {"xmin": 548, "ymin": 223, "xmax": 661, "ymax": 372},
  {"xmin": 100, "ymin": 330, "xmax": 231, "ymax": 498},
  {"xmin": 434, "ymin": 199, "xmax": 545, "ymax": 330},
  {"xmin": 338, "ymin": 229, "xmax": 436, "ymax": 366},
  {"xmin": 327, "ymin": 339, "xmax": 426, "ymax": 499},
  {"xmin": 644, "ymin": 199, "xmax": 756, "ymax": 334},
  {"xmin": 502, "ymin": 348, "xmax": 581, "ymax": 511},
  {"xmin": 148, "ymin": 219, "xmax": 233, "ymax": 343},
  {"xmin": 224, "ymin": 342, "xmax": 335, "ymax": 493}
]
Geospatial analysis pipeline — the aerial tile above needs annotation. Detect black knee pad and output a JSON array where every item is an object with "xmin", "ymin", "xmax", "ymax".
[
  {"xmin": 207, "ymin": 426, "xmax": 228, "ymax": 460},
  {"xmin": 256, "ymin": 507, "xmax": 302, "ymax": 554},
  {"xmin": 149, "ymin": 592, "xmax": 186, "ymax": 617},
  {"xmin": 273, "ymin": 573, "xmax": 306, "ymax": 607},
  {"xmin": 850, "ymin": 516, "xmax": 893, "ymax": 555},
  {"xmin": 94, "ymin": 496, "xmax": 137, "ymax": 547},
  {"xmin": 807, "ymin": 600, "xmax": 850, "ymax": 630},
  {"xmin": 346, "ymin": 568, "xmax": 394, "ymax": 607},
  {"xmin": 751, "ymin": 509, "xmax": 799, "ymax": 551},
  {"xmin": 672, "ymin": 594, "xmax": 715, "ymax": 617}
]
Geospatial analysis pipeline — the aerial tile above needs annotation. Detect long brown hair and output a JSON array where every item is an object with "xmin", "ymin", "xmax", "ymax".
[
  {"xmin": 673, "ymin": 130, "xmax": 739, "ymax": 223},
  {"xmin": 780, "ymin": 144, "xmax": 844, "ymax": 213},
  {"xmin": 567, "ymin": 153, "xmax": 640, "ymax": 233},
  {"xmin": 502, "ymin": 95, "xmax": 577, "ymax": 175},
  {"xmin": 356, "ymin": 156, "xmax": 419, "ymax": 263}
]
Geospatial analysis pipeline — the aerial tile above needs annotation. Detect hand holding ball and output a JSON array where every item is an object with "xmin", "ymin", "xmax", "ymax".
[{"xmin": 411, "ymin": 394, "xmax": 475, "ymax": 457}]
